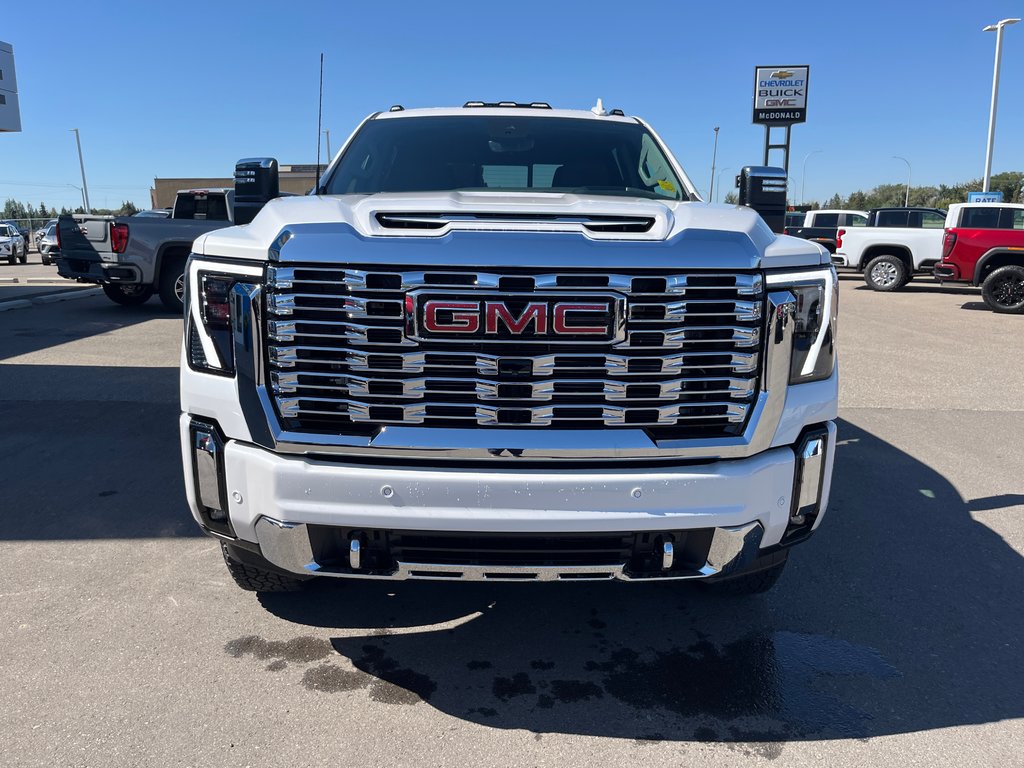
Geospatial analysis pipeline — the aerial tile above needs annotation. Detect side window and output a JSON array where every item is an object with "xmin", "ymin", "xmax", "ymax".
[
  {"xmin": 814, "ymin": 213, "xmax": 839, "ymax": 227},
  {"xmin": 961, "ymin": 207, "xmax": 1001, "ymax": 228},
  {"xmin": 637, "ymin": 134, "xmax": 681, "ymax": 199},
  {"xmin": 847, "ymin": 214, "xmax": 868, "ymax": 227},
  {"xmin": 876, "ymin": 210, "xmax": 908, "ymax": 227},
  {"xmin": 997, "ymin": 207, "xmax": 1024, "ymax": 230},
  {"xmin": 921, "ymin": 211, "xmax": 945, "ymax": 228}
]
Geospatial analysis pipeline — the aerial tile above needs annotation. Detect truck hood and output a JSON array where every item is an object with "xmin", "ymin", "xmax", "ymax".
[{"xmin": 194, "ymin": 192, "xmax": 827, "ymax": 270}]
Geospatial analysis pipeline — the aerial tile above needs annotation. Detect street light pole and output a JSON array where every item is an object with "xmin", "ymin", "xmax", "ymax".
[
  {"xmin": 800, "ymin": 150, "xmax": 822, "ymax": 205},
  {"xmin": 323, "ymin": 129, "xmax": 332, "ymax": 160},
  {"xmin": 715, "ymin": 168, "xmax": 732, "ymax": 203},
  {"xmin": 69, "ymin": 128, "xmax": 92, "ymax": 213},
  {"xmin": 708, "ymin": 126, "xmax": 720, "ymax": 203},
  {"xmin": 982, "ymin": 18, "xmax": 1019, "ymax": 192},
  {"xmin": 893, "ymin": 156, "xmax": 911, "ymax": 206},
  {"xmin": 66, "ymin": 184, "xmax": 86, "ymax": 210}
]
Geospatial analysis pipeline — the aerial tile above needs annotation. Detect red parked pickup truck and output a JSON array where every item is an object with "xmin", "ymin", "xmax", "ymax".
[{"xmin": 934, "ymin": 203, "xmax": 1024, "ymax": 313}]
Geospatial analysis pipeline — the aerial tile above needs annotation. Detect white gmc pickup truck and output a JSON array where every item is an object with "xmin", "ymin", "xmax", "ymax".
[{"xmin": 180, "ymin": 103, "xmax": 838, "ymax": 596}]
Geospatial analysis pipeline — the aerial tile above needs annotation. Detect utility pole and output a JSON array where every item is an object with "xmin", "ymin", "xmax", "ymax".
[{"xmin": 70, "ymin": 128, "xmax": 91, "ymax": 213}]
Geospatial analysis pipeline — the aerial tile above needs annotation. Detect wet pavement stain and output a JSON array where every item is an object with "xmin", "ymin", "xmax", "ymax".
[
  {"xmin": 353, "ymin": 643, "xmax": 437, "ymax": 703},
  {"xmin": 493, "ymin": 672, "xmax": 536, "ymax": 701},
  {"xmin": 265, "ymin": 660, "xmax": 288, "ymax": 672},
  {"xmin": 301, "ymin": 663, "xmax": 371, "ymax": 693},
  {"xmin": 224, "ymin": 635, "xmax": 332, "ymax": 663},
  {"xmin": 599, "ymin": 631, "xmax": 899, "ymax": 737}
]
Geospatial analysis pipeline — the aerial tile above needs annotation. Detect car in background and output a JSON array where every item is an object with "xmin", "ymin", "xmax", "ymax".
[
  {"xmin": 785, "ymin": 209, "xmax": 868, "ymax": 254},
  {"xmin": 832, "ymin": 207, "xmax": 947, "ymax": 290},
  {"xmin": 34, "ymin": 218, "xmax": 57, "ymax": 251},
  {"xmin": 0, "ymin": 222, "xmax": 27, "ymax": 264},
  {"xmin": 132, "ymin": 209, "xmax": 171, "ymax": 218},
  {"xmin": 935, "ymin": 202, "xmax": 1024, "ymax": 313},
  {"xmin": 38, "ymin": 222, "xmax": 60, "ymax": 265}
]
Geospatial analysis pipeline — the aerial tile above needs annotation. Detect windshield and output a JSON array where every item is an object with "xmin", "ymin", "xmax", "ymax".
[{"xmin": 324, "ymin": 115, "xmax": 687, "ymax": 201}]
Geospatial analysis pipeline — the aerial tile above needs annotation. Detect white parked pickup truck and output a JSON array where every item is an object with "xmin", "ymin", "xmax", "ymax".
[
  {"xmin": 180, "ymin": 102, "xmax": 839, "ymax": 596},
  {"xmin": 832, "ymin": 206, "xmax": 947, "ymax": 290}
]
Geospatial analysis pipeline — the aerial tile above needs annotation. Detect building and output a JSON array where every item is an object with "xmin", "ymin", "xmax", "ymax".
[{"xmin": 149, "ymin": 164, "xmax": 320, "ymax": 209}]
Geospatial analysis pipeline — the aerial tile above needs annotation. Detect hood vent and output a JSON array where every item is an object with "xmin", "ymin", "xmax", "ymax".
[{"xmin": 374, "ymin": 212, "xmax": 655, "ymax": 234}]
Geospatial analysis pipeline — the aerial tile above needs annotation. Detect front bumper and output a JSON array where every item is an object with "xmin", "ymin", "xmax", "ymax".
[{"xmin": 181, "ymin": 415, "xmax": 836, "ymax": 581}]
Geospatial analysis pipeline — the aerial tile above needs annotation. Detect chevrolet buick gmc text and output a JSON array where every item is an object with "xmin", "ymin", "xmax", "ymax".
[{"xmin": 180, "ymin": 103, "xmax": 839, "ymax": 595}]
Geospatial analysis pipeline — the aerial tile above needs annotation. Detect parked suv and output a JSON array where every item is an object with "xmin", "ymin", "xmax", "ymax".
[{"xmin": 935, "ymin": 203, "xmax": 1024, "ymax": 313}]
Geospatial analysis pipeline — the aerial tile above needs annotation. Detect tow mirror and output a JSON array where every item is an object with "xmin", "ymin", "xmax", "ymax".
[
  {"xmin": 737, "ymin": 166, "xmax": 787, "ymax": 234},
  {"xmin": 233, "ymin": 158, "xmax": 280, "ymax": 225}
]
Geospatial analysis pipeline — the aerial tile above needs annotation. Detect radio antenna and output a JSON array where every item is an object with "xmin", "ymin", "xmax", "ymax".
[{"xmin": 315, "ymin": 53, "xmax": 324, "ymax": 194}]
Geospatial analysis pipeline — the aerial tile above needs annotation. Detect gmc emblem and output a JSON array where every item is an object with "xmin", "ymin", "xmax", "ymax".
[{"xmin": 407, "ymin": 292, "xmax": 625, "ymax": 344}]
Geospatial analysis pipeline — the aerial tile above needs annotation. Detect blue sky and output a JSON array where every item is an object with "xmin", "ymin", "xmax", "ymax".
[{"xmin": 2, "ymin": 1, "xmax": 1022, "ymax": 210}]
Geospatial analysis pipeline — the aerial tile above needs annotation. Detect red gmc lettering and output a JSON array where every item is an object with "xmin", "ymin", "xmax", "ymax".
[
  {"xmin": 485, "ymin": 302, "xmax": 548, "ymax": 334},
  {"xmin": 423, "ymin": 301, "xmax": 480, "ymax": 333},
  {"xmin": 553, "ymin": 303, "xmax": 608, "ymax": 335}
]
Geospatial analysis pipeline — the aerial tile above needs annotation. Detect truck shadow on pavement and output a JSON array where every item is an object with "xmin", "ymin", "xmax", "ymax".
[{"xmin": 254, "ymin": 417, "xmax": 1024, "ymax": 742}]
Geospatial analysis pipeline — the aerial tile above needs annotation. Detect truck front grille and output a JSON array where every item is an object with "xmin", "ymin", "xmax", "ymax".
[{"xmin": 264, "ymin": 265, "xmax": 764, "ymax": 439}]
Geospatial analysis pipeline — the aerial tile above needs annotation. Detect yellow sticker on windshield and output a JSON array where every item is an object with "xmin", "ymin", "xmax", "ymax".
[{"xmin": 657, "ymin": 179, "xmax": 676, "ymax": 192}]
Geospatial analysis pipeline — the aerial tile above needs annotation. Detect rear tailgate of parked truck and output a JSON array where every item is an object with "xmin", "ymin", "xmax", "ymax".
[{"xmin": 55, "ymin": 214, "xmax": 116, "ymax": 283}]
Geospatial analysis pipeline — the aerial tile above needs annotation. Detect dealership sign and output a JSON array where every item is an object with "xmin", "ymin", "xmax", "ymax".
[
  {"xmin": 967, "ymin": 191, "xmax": 1003, "ymax": 203},
  {"xmin": 753, "ymin": 65, "xmax": 809, "ymax": 125}
]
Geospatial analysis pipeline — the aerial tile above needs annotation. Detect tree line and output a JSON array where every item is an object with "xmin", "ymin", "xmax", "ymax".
[
  {"xmin": 3, "ymin": 198, "xmax": 140, "ymax": 222},
  {"xmin": 818, "ymin": 171, "xmax": 1023, "ymax": 210}
]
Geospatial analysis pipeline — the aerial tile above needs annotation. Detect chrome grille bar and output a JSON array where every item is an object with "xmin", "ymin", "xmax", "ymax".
[{"xmin": 264, "ymin": 265, "xmax": 765, "ymax": 434}]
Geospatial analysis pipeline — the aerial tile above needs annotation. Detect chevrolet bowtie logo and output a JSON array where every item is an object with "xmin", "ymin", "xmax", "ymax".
[{"xmin": 770, "ymin": 69, "xmax": 794, "ymax": 79}]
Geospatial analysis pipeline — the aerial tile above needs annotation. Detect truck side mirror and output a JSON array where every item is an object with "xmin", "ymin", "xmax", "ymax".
[
  {"xmin": 233, "ymin": 157, "xmax": 280, "ymax": 225},
  {"xmin": 737, "ymin": 166, "xmax": 787, "ymax": 234}
]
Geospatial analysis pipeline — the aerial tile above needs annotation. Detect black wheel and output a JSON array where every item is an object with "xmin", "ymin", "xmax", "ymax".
[
  {"xmin": 221, "ymin": 543, "xmax": 307, "ymax": 592},
  {"xmin": 6, "ymin": 254, "xmax": 14, "ymax": 265},
  {"xmin": 41, "ymin": 255, "xmax": 51, "ymax": 266},
  {"xmin": 981, "ymin": 265, "xmax": 1024, "ymax": 314},
  {"xmin": 158, "ymin": 256, "xmax": 186, "ymax": 313},
  {"xmin": 18, "ymin": 244, "xmax": 27, "ymax": 264},
  {"xmin": 864, "ymin": 255, "xmax": 909, "ymax": 291},
  {"xmin": 703, "ymin": 552, "xmax": 788, "ymax": 596},
  {"xmin": 102, "ymin": 283, "xmax": 153, "ymax": 306}
]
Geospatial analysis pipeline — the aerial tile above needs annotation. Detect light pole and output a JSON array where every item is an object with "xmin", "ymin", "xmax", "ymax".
[
  {"xmin": 69, "ymin": 128, "xmax": 92, "ymax": 213},
  {"xmin": 715, "ymin": 167, "xmax": 732, "ymax": 203},
  {"xmin": 708, "ymin": 126, "xmax": 720, "ymax": 203},
  {"xmin": 982, "ymin": 18, "xmax": 1020, "ymax": 192},
  {"xmin": 800, "ymin": 150, "xmax": 822, "ymax": 205},
  {"xmin": 323, "ymin": 129, "xmax": 332, "ymax": 160},
  {"xmin": 893, "ymin": 156, "xmax": 911, "ymax": 206},
  {"xmin": 66, "ymin": 184, "xmax": 87, "ymax": 211}
]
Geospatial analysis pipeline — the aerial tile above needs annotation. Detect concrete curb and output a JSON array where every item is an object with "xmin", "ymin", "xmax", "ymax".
[
  {"xmin": 0, "ymin": 277, "xmax": 19, "ymax": 284},
  {"xmin": 0, "ymin": 287, "xmax": 102, "ymax": 311},
  {"xmin": 26, "ymin": 277, "xmax": 70, "ymax": 284},
  {"xmin": 31, "ymin": 288, "xmax": 103, "ymax": 304}
]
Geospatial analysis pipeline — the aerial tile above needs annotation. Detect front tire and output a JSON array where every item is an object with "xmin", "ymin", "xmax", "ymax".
[
  {"xmin": 221, "ymin": 543, "xmax": 307, "ymax": 592},
  {"xmin": 18, "ymin": 244, "xmax": 27, "ymax": 264},
  {"xmin": 981, "ymin": 265, "xmax": 1024, "ymax": 314},
  {"xmin": 158, "ymin": 256, "xmax": 186, "ymax": 313},
  {"xmin": 864, "ymin": 255, "xmax": 908, "ymax": 291},
  {"xmin": 102, "ymin": 283, "xmax": 153, "ymax": 306}
]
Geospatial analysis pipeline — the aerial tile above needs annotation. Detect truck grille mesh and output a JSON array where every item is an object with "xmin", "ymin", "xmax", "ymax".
[{"xmin": 264, "ymin": 265, "xmax": 764, "ymax": 439}]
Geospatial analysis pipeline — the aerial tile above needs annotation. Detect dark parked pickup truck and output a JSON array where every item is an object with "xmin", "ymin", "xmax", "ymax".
[
  {"xmin": 784, "ymin": 209, "xmax": 868, "ymax": 253},
  {"xmin": 56, "ymin": 188, "xmax": 234, "ymax": 311}
]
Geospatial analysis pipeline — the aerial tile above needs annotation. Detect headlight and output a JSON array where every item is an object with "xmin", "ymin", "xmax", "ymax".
[
  {"xmin": 187, "ymin": 271, "xmax": 237, "ymax": 375},
  {"xmin": 767, "ymin": 266, "xmax": 838, "ymax": 384}
]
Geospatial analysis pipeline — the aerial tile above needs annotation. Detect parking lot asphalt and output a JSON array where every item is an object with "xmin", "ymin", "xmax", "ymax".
[
  {"xmin": 0, "ymin": 256, "xmax": 95, "ymax": 303},
  {"xmin": 1, "ymin": 275, "xmax": 1021, "ymax": 767}
]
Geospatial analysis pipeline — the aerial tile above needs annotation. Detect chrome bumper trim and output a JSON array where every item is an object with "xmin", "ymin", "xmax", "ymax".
[{"xmin": 253, "ymin": 517, "xmax": 764, "ymax": 583}]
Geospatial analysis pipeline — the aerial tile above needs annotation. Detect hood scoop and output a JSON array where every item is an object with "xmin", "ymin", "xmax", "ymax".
[{"xmin": 374, "ymin": 211, "xmax": 656, "ymax": 237}]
